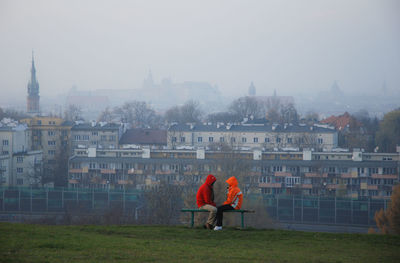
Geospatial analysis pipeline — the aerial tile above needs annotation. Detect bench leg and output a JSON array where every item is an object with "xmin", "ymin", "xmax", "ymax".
[
  {"xmin": 191, "ymin": 211, "xmax": 194, "ymax": 228},
  {"xmin": 241, "ymin": 212, "xmax": 244, "ymax": 228}
]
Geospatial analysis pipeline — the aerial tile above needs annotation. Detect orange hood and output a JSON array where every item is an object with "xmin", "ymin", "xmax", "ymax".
[{"xmin": 226, "ymin": 176, "xmax": 238, "ymax": 187}]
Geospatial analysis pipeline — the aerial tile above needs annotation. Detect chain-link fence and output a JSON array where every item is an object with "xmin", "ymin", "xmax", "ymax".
[
  {"xmin": 0, "ymin": 187, "xmax": 389, "ymax": 226},
  {"xmin": 259, "ymin": 195, "xmax": 389, "ymax": 226},
  {"xmin": 0, "ymin": 186, "xmax": 141, "ymax": 215}
]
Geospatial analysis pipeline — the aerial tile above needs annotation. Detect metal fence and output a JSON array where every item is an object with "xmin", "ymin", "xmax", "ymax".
[
  {"xmin": 0, "ymin": 187, "xmax": 141, "ymax": 214},
  {"xmin": 0, "ymin": 187, "xmax": 390, "ymax": 226},
  {"xmin": 260, "ymin": 195, "xmax": 389, "ymax": 226}
]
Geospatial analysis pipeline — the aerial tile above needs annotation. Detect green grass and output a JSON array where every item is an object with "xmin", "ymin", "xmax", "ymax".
[{"xmin": 0, "ymin": 223, "xmax": 399, "ymax": 263}]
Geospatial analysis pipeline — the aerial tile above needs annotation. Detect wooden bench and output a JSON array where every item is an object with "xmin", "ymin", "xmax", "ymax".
[{"xmin": 181, "ymin": 208, "xmax": 255, "ymax": 228}]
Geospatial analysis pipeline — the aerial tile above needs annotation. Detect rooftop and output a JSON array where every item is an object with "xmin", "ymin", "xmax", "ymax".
[
  {"xmin": 119, "ymin": 129, "xmax": 167, "ymax": 145},
  {"xmin": 168, "ymin": 123, "xmax": 336, "ymax": 133},
  {"xmin": 71, "ymin": 122, "xmax": 121, "ymax": 131}
]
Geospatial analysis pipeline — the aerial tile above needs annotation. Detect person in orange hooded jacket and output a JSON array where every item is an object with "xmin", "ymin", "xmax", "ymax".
[
  {"xmin": 196, "ymin": 174, "xmax": 217, "ymax": 229},
  {"xmin": 214, "ymin": 176, "xmax": 243, "ymax": 231}
]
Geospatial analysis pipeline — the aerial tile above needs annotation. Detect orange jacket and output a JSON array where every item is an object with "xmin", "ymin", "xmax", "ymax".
[{"xmin": 223, "ymin": 176, "xmax": 243, "ymax": 209}]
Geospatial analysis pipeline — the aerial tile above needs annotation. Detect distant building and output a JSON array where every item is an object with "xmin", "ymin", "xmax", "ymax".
[
  {"xmin": 0, "ymin": 154, "xmax": 9, "ymax": 185},
  {"xmin": 27, "ymin": 53, "xmax": 40, "ymax": 115},
  {"xmin": 167, "ymin": 122, "xmax": 338, "ymax": 151},
  {"xmin": 138, "ymin": 71, "xmax": 223, "ymax": 111},
  {"xmin": 248, "ymin": 82, "xmax": 256, "ymax": 96},
  {"xmin": 0, "ymin": 118, "xmax": 43, "ymax": 186},
  {"xmin": 68, "ymin": 147, "xmax": 399, "ymax": 200},
  {"xmin": 21, "ymin": 116, "xmax": 72, "ymax": 165},
  {"xmin": 119, "ymin": 129, "xmax": 167, "ymax": 149},
  {"xmin": 70, "ymin": 122, "xmax": 122, "ymax": 152},
  {"xmin": 12, "ymin": 150, "xmax": 43, "ymax": 186}
]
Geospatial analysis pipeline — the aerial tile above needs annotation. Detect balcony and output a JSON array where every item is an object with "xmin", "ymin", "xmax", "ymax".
[
  {"xmin": 100, "ymin": 169, "xmax": 116, "ymax": 174},
  {"xmin": 305, "ymin": 173, "xmax": 328, "ymax": 178},
  {"xmin": 259, "ymin": 183, "xmax": 282, "ymax": 188},
  {"xmin": 367, "ymin": 185, "xmax": 378, "ymax": 190},
  {"xmin": 69, "ymin": 168, "xmax": 83, "ymax": 173},
  {"xmin": 155, "ymin": 170, "xmax": 173, "ymax": 175},
  {"xmin": 371, "ymin": 174, "xmax": 398, "ymax": 179},
  {"xmin": 341, "ymin": 173, "xmax": 357, "ymax": 178},
  {"xmin": 301, "ymin": 184, "xmax": 312, "ymax": 189},
  {"xmin": 274, "ymin": 172, "xmax": 291, "ymax": 177}
]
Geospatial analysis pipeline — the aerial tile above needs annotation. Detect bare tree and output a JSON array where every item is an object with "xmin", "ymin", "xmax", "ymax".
[
  {"xmin": 206, "ymin": 111, "xmax": 241, "ymax": 124},
  {"xmin": 229, "ymin": 96, "xmax": 265, "ymax": 120},
  {"xmin": 280, "ymin": 103, "xmax": 299, "ymax": 124},
  {"xmin": 113, "ymin": 101, "xmax": 160, "ymax": 128},
  {"xmin": 97, "ymin": 107, "xmax": 114, "ymax": 122},
  {"xmin": 164, "ymin": 106, "xmax": 181, "ymax": 123},
  {"xmin": 26, "ymin": 156, "xmax": 44, "ymax": 187},
  {"xmin": 142, "ymin": 181, "xmax": 184, "ymax": 225},
  {"xmin": 64, "ymin": 104, "xmax": 83, "ymax": 121},
  {"xmin": 266, "ymin": 96, "xmax": 281, "ymax": 123},
  {"xmin": 164, "ymin": 100, "xmax": 203, "ymax": 124}
]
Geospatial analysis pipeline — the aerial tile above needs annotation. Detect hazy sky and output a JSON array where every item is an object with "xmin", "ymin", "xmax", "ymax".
[{"xmin": 0, "ymin": 0, "xmax": 399, "ymax": 104}]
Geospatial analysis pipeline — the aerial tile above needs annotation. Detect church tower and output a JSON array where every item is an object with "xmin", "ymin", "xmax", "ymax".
[
  {"xmin": 248, "ymin": 81, "xmax": 256, "ymax": 96},
  {"xmin": 27, "ymin": 52, "xmax": 40, "ymax": 115}
]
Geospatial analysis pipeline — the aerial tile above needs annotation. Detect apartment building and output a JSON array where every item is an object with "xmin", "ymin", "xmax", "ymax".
[
  {"xmin": 68, "ymin": 148, "xmax": 399, "ymax": 199},
  {"xmin": 70, "ymin": 122, "xmax": 121, "ymax": 152},
  {"xmin": 167, "ymin": 123, "xmax": 338, "ymax": 151},
  {"xmin": 12, "ymin": 151, "xmax": 43, "ymax": 186},
  {"xmin": 0, "ymin": 119, "xmax": 43, "ymax": 186},
  {"xmin": 20, "ymin": 116, "xmax": 72, "ymax": 165}
]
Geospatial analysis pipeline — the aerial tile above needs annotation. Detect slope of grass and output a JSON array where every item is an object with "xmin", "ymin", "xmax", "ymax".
[{"xmin": 0, "ymin": 223, "xmax": 399, "ymax": 263}]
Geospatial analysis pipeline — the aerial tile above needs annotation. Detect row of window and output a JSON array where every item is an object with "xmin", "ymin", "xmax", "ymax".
[
  {"xmin": 73, "ymin": 135, "xmax": 116, "ymax": 141},
  {"xmin": 173, "ymin": 136, "xmax": 324, "ymax": 144}
]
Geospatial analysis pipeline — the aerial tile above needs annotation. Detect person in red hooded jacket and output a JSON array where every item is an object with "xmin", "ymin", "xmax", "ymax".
[
  {"xmin": 196, "ymin": 174, "xmax": 217, "ymax": 229},
  {"xmin": 214, "ymin": 176, "xmax": 243, "ymax": 231}
]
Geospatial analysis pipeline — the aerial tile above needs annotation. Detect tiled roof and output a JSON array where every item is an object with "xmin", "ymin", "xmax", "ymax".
[
  {"xmin": 321, "ymin": 112, "xmax": 360, "ymax": 131},
  {"xmin": 119, "ymin": 129, "xmax": 167, "ymax": 145}
]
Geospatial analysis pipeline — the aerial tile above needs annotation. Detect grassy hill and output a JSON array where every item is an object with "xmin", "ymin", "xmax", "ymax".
[{"xmin": 0, "ymin": 223, "xmax": 399, "ymax": 263}]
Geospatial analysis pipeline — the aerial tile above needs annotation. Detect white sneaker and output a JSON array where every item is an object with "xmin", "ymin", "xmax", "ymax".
[{"xmin": 213, "ymin": 226, "xmax": 222, "ymax": 231}]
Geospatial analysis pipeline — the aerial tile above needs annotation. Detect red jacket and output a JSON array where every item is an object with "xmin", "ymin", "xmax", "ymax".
[{"xmin": 196, "ymin": 174, "xmax": 216, "ymax": 208}]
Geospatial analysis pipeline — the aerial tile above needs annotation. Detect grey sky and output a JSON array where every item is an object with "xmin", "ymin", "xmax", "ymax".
[{"xmin": 0, "ymin": 0, "xmax": 399, "ymax": 104}]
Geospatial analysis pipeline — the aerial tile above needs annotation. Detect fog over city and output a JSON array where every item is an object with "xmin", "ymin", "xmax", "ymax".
[{"xmin": 0, "ymin": 0, "xmax": 399, "ymax": 116}]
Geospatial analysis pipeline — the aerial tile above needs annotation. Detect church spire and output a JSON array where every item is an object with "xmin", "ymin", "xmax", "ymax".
[
  {"xmin": 30, "ymin": 50, "xmax": 37, "ymax": 86},
  {"xmin": 27, "ymin": 51, "xmax": 40, "ymax": 114}
]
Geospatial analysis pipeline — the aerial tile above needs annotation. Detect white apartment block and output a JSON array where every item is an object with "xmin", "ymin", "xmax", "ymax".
[
  {"xmin": 167, "ymin": 123, "xmax": 338, "ymax": 151},
  {"xmin": 0, "ymin": 119, "xmax": 44, "ymax": 186}
]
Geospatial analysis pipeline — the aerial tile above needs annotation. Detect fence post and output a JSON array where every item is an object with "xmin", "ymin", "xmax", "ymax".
[
  {"xmin": 301, "ymin": 196, "xmax": 303, "ymax": 223},
  {"xmin": 92, "ymin": 189, "xmax": 94, "ymax": 210},
  {"xmin": 351, "ymin": 198, "xmax": 353, "ymax": 224},
  {"xmin": 276, "ymin": 196, "xmax": 279, "ymax": 221},
  {"xmin": 18, "ymin": 188, "xmax": 21, "ymax": 211},
  {"xmin": 2, "ymin": 189, "xmax": 4, "ymax": 211},
  {"xmin": 317, "ymin": 196, "xmax": 320, "ymax": 224},
  {"xmin": 108, "ymin": 187, "xmax": 110, "ymax": 208},
  {"xmin": 30, "ymin": 186, "xmax": 32, "ymax": 213},
  {"xmin": 61, "ymin": 188, "xmax": 64, "ymax": 209},
  {"xmin": 292, "ymin": 195, "xmax": 295, "ymax": 222},
  {"xmin": 46, "ymin": 188, "xmax": 48, "ymax": 212},
  {"xmin": 334, "ymin": 197, "xmax": 337, "ymax": 224},
  {"xmin": 368, "ymin": 198, "xmax": 370, "ymax": 225},
  {"xmin": 123, "ymin": 188, "xmax": 126, "ymax": 214}
]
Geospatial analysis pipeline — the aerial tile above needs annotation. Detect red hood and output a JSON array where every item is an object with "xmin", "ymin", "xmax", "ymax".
[
  {"xmin": 226, "ymin": 176, "xmax": 238, "ymax": 187},
  {"xmin": 205, "ymin": 174, "xmax": 216, "ymax": 186}
]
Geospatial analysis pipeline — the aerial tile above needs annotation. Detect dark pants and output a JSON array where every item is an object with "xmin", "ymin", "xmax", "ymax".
[{"xmin": 216, "ymin": 204, "xmax": 234, "ymax": 226}]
